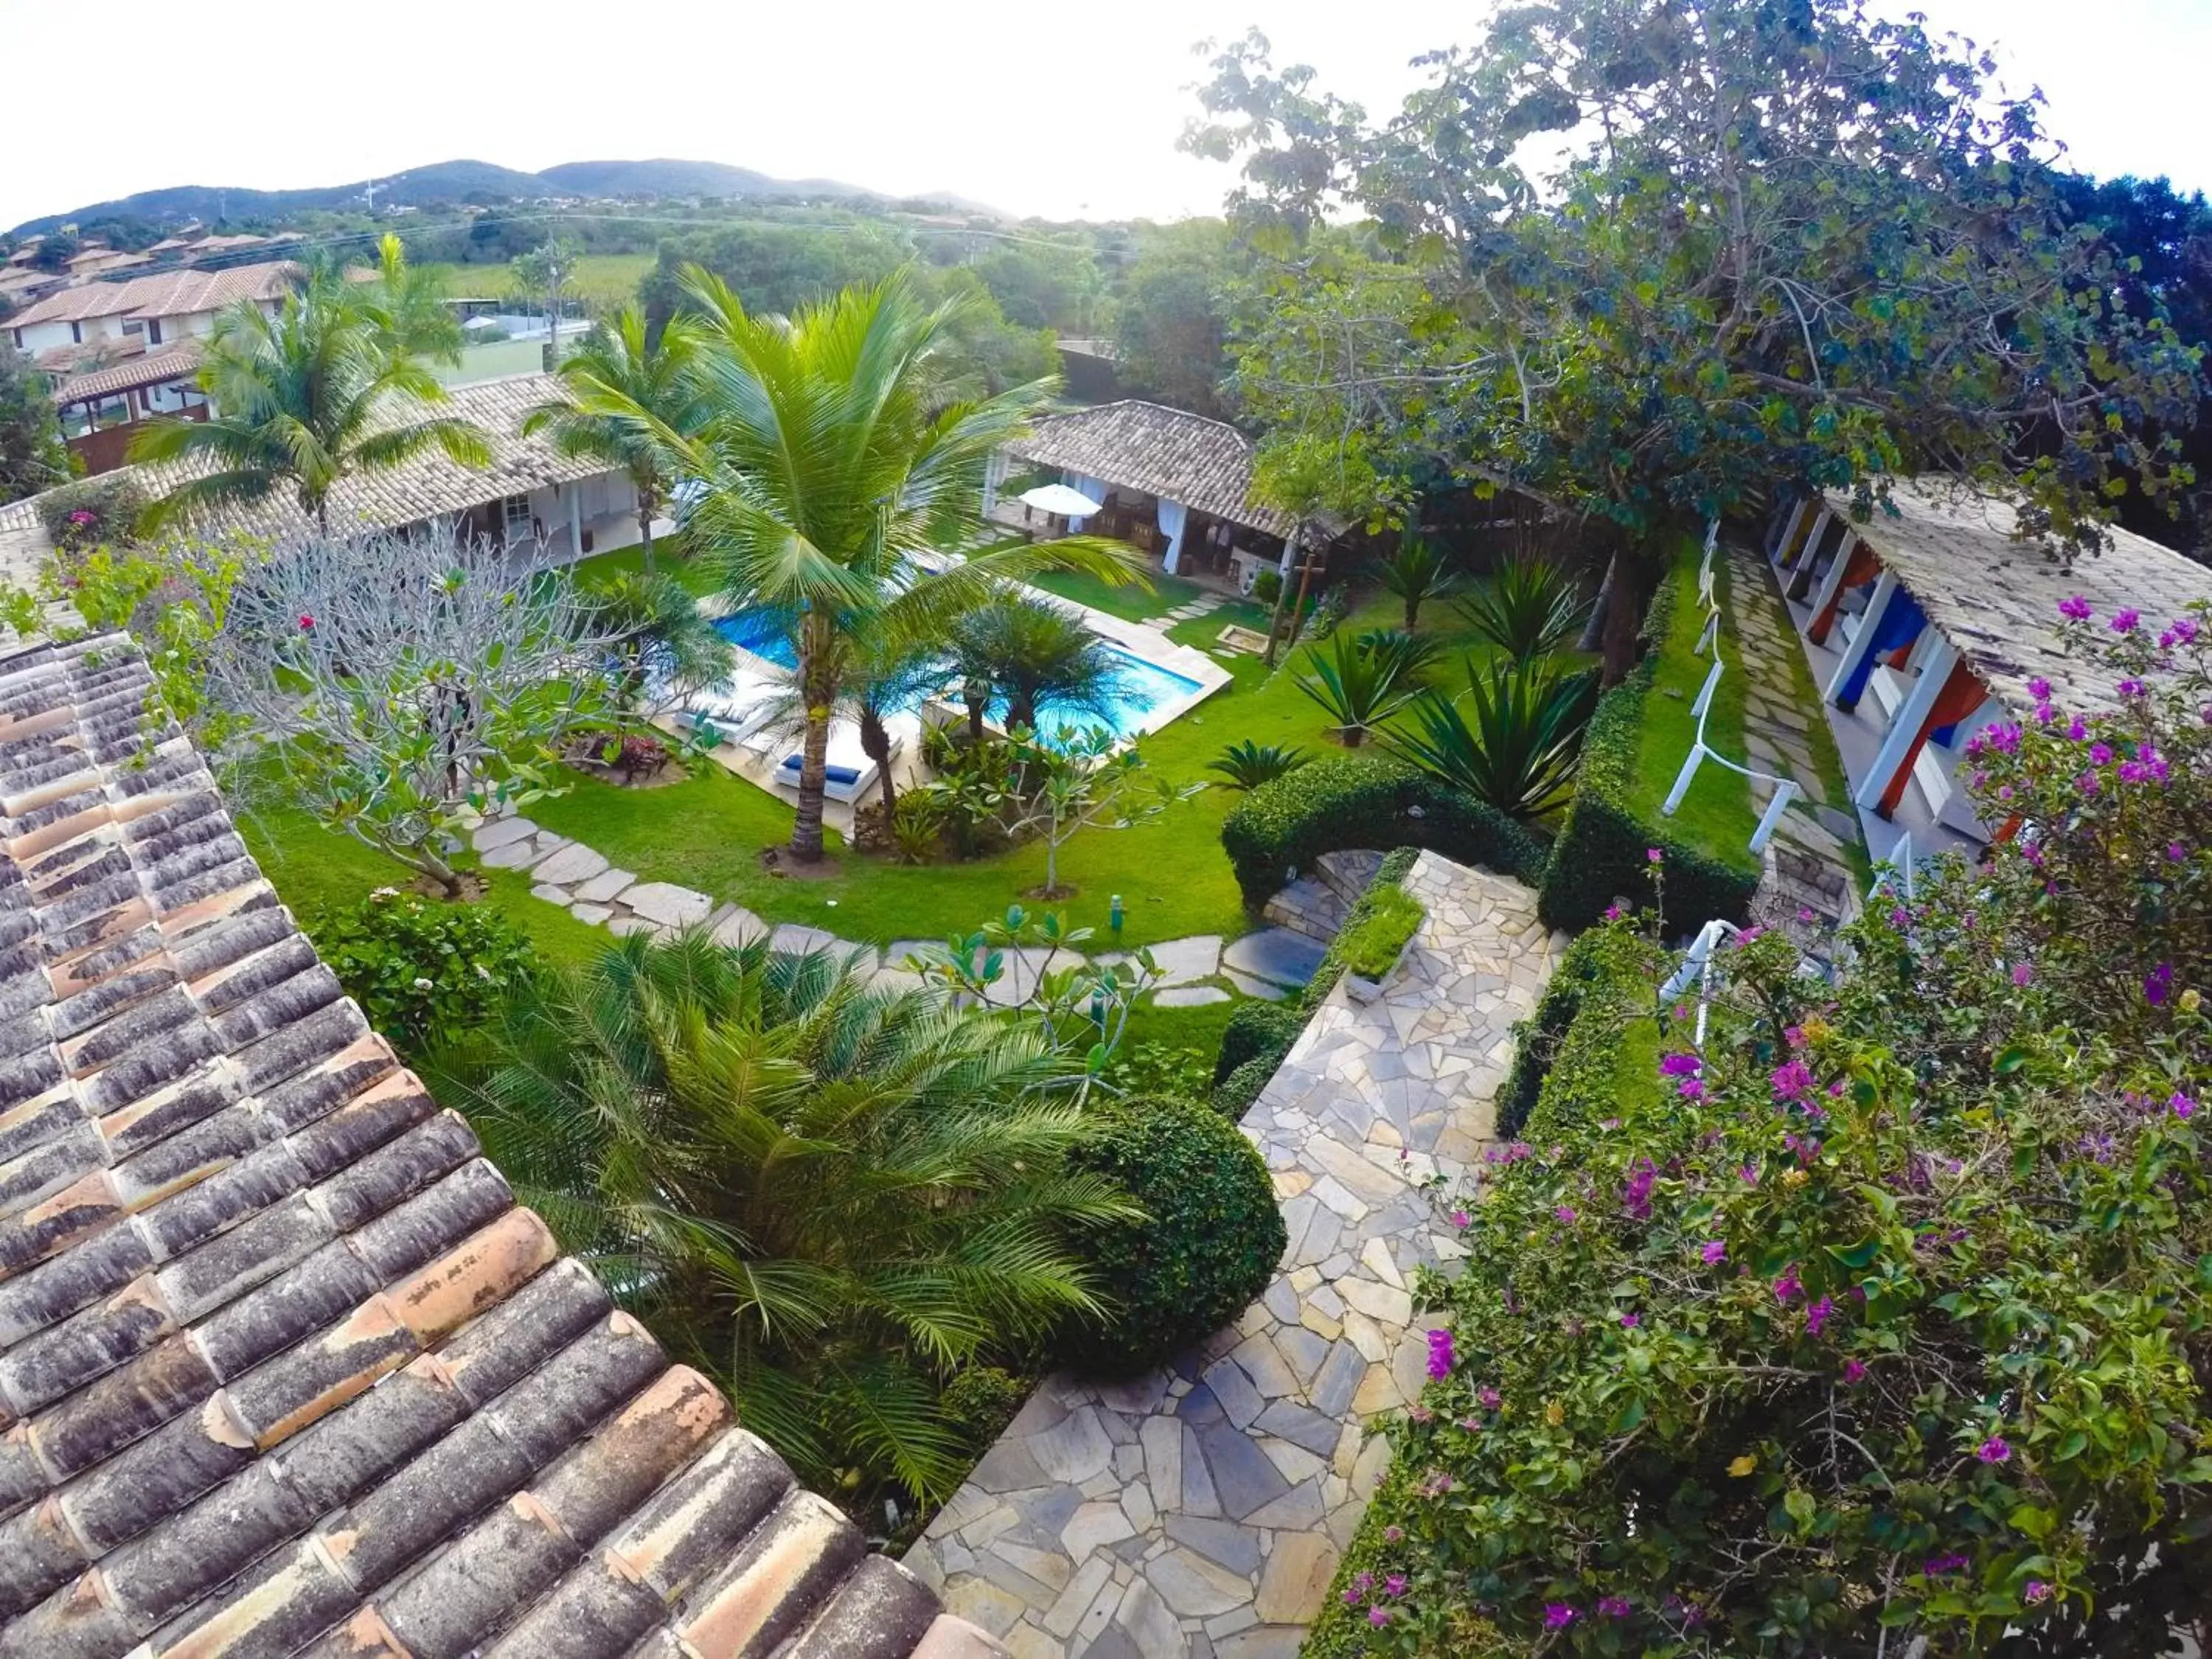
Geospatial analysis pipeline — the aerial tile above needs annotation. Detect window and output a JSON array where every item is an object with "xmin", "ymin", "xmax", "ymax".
[
  {"xmin": 143, "ymin": 380, "xmax": 206, "ymax": 414},
  {"xmin": 69, "ymin": 321, "xmax": 81, "ymax": 344},
  {"xmin": 122, "ymin": 319, "xmax": 144, "ymax": 336},
  {"xmin": 501, "ymin": 493, "xmax": 532, "ymax": 542},
  {"xmin": 146, "ymin": 318, "xmax": 162, "ymax": 345}
]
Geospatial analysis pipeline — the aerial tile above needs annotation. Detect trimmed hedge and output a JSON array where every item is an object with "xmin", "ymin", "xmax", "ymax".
[
  {"xmin": 1536, "ymin": 566, "xmax": 1761, "ymax": 935},
  {"xmin": 1220, "ymin": 752, "xmax": 1547, "ymax": 911},
  {"xmin": 1497, "ymin": 921, "xmax": 1664, "ymax": 1138},
  {"xmin": 1063, "ymin": 1096, "xmax": 1287, "ymax": 1378},
  {"xmin": 1212, "ymin": 1000, "xmax": 1307, "ymax": 1086}
]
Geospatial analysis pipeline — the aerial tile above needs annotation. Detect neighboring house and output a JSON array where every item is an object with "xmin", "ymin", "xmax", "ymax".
[
  {"xmin": 0, "ymin": 628, "xmax": 999, "ymax": 1658},
  {"xmin": 0, "ymin": 372, "xmax": 669, "ymax": 579},
  {"xmin": 1761, "ymin": 479, "xmax": 2212, "ymax": 866},
  {"xmin": 991, "ymin": 398, "xmax": 1300, "ymax": 592}
]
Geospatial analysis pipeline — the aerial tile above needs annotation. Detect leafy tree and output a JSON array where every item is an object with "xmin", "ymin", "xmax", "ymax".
[
  {"xmin": 585, "ymin": 568, "xmax": 735, "ymax": 713},
  {"xmin": 998, "ymin": 725, "xmax": 1200, "ymax": 899},
  {"xmin": 438, "ymin": 928, "xmax": 1137, "ymax": 1503},
  {"xmin": 132, "ymin": 274, "xmax": 490, "ymax": 533},
  {"xmin": 969, "ymin": 240, "xmax": 1104, "ymax": 332},
  {"xmin": 312, "ymin": 890, "xmax": 535, "ymax": 1058},
  {"xmin": 1110, "ymin": 221, "xmax": 1237, "ymax": 417},
  {"xmin": 524, "ymin": 302, "xmax": 695, "ymax": 568},
  {"xmin": 1352, "ymin": 599, "xmax": 2212, "ymax": 1655},
  {"xmin": 509, "ymin": 237, "xmax": 582, "ymax": 356},
  {"xmin": 639, "ymin": 220, "xmax": 908, "ymax": 335},
  {"xmin": 28, "ymin": 230, "xmax": 79, "ymax": 272},
  {"xmin": 204, "ymin": 530, "xmax": 621, "ymax": 895},
  {"xmin": 594, "ymin": 266, "xmax": 1138, "ymax": 862},
  {"xmin": 0, "ymin": 342, "xmax": 71, "ymax": 506},
  {"xmin": 947, "ymin": 587, "xmax": 1128, "ymax": 734},
  {"xmin": 1192, "ymin": 10, "xmax": 2205, "ymax": 679}
]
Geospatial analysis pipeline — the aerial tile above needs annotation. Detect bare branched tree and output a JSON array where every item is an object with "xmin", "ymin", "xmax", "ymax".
[{"xmin": 206, "ymin": 527, "xmax": 625, "ymax": 896}]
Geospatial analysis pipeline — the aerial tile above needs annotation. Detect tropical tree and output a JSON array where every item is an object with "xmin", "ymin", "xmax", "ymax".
[
  {"xmin": 1294, "ymin": 629, "xmax": 1419, "ymax": 745},
  {"xmin": 439, "ymin": 928, "xmax": 1137, "ymax": 1502},
  {"xmin": 585, "ymin": 568, "xmax": 735, "ymax": 712},
  {"xmin": 1385, "ymin": 653, "xmax": 1599, "ymax": 818},
  {"xmin": 591, "ymin": 266, "xmax": 1141, "ymax": 862},
  {"xmin": 301, "ymin": 233, "xmax": 465, "ymax": 365},
  {"xmin": 1206, "ymin": 739, "xmax": 1310, "ymax": 790},
  {"xmin": 948, "ymin": 588, "xmax": 1128, "ymax": 735},
  {"xmin": 523, "ymin": 303, "xmax": 693, "ymax": 569},
  {"xmin": 998, "ymin": 726, "xmax": 1201, "ymax": 899},
  {"xmin": 509, "ymin": 237, "xmax": 581, "ymax": 363},
  {"xmin": 1455, "ymin": 555, "xmax": 1590, "ymax": 660},
  {"xmin": 0, "ymin": 341, "xmax": 69, "ymax": 507},
  {"xmin": 132, "ymin": 276, "xmax": 489, "ymax": 533},
  {"xmin": 1371, "ymin": 535, "xmax": 1460, "ymax": 630}
]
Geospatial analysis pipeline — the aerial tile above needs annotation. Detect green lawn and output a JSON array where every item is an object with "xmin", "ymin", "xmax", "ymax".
[
  {"xmin": 417, "ymin": 254, "xmax": 656, "ymax": 312},
  {"xmin": 568, "ymin": 543, "xmax": 723, "ymax": 599},
  {"xmin": 1026, "ymin": 566, "xmax": 1203, "ymax": 623}
]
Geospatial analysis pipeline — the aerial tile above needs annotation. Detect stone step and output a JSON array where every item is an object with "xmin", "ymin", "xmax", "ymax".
[
  {"xmin": 1312, "ymin": 848, "xmax": 1385, "ymax": 910},
  {"xmin": 1263, "ymin": 877, "xmax": 1347, "ymax": 942}
]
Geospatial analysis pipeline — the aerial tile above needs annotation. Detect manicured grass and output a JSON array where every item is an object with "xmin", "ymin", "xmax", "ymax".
[
  {"xmin": 1026, "ymin": 566, "xmax": 1202, "ymax": 623},
  {"xmin": 417, "ymin": 254, "xmax": 657, "ymax": 311},
  {"xmin": 568, "ymin": 543, "xmax": 723, "ymax": 599},
  {"xmin": 1621, "ymin": 552, "xmax": 1763, "ymax": 877}
]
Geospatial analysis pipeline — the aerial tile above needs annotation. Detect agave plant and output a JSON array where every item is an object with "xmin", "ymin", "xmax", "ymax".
[
  {"xmin": 1372, "ymin": 536, "xmax": 1462, "ymax": 630},
  {"xmin": 1357, "ymin": 626, "xmax": 1446, "ymax": 684},
  {"xmin": 1295, "ymin": 630, "xmax": 1420, "ymax": 746},
  {"xmin": 1385, "ymin": 653, "xmax": 1601, "ymax": 818},
  {"xmin": 1456, "ymin": 556, "xmax": 1592, "ymax": 659},
  {"xmin": 1206, "ymin": 739, "xmax": 1312, "ymax": 790}
]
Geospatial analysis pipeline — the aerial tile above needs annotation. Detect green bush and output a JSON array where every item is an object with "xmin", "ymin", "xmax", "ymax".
[
  {"xmin": 1221, "ymin": 752, "xmax": 1547, "ymax": 909},
  {"xmin": 940, "ymin": 1364, "xmax": 1030, "ymax": 1450},
  {"xmin": 1536, "ymin": 565, "xmax": 1760, "ymax": 934},
  {"xmin": 1214, "ymin": 1000, "xmax": 1307, "ymax": 1085},
  {"xmin": 1065, "ymin": 1096, "xmax": 1287, "ymax": 1377},
  {"xmin": 313, "ymin": 890, "xmax": 538, "ymax": 1057},
  {"xmin": 35, "ymin": 472, "xmax": 147, "ymax": 552},
  {"xmin": 1210, "ymin": 1054, "xmax": 1279, "ymax": 1119},
  {"xmin": 1497, "ymin": 922, "xmax": 1663, "ymax": 1138},
  {"xmin": 1301, "ymin": 846, "xmax": 1421, "ymax": 1008},
  {"xmin": 1335, "ymin": 884, "xmax": 1425, "ymax": 979}
]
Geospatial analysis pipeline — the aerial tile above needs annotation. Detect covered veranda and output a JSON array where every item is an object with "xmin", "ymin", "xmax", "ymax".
[{"xmin": 987, "ymin": 399, "xmax": 1298, "ymax": 594}]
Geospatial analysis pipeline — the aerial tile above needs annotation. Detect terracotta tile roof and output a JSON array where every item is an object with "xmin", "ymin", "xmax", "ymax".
[
  {"xmin": 1827, "ymin": 479, "xmax": 2212, "ymax": 717},
  {"xmin": 49, "ymin": 344, "xmax": 204, "ymax": 405},
  {"xmin": 31, "ymin": 338, "xmax": 147, "ymax": 379},
  {"xmin": 1004, "ymin": 400, "xmax": 1295, "ymax": 538},
  {"xmin": 0, "ymin": 630, "xmax": 1000, "ymax": 1658},
  {"xmin": 0, "ymin": 375, "xmax": 611, "ymax": 566},
  {"xmin": 3, "ymin": 264, "xmax": 297, "ymax": 333}
]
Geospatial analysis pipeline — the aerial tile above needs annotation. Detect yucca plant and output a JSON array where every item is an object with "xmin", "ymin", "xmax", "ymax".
[
  {"xmin": 1372, "ymin": 535, "xmax": 1462, "ymax": 630},
  {"xmin": 1357, "ymin": 625, "xmax": 1446, "ymax": 684},
  {"xmin": 1455, "ymin": 556, "xmax": 1592, "ymax": 659},
  {"xmin": 1385, "ymin": 653, "xmax": 1601, "ymax": 818},
  {"xmin": 436, "ymin": 929, "xmax": 1137, "ymax": 1506},
  {"xmin": 1295, "ymin": 630, "xmax": 1420, "ymax": 746},
  {"xmin": 1206, "ymin": 739, "xmax": 1312, "ymax": 790}
]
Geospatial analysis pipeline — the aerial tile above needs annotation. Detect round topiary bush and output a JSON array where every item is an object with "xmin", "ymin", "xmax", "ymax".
[{"xmin": 1065, "ymin": 1096, "xmax": 1287, "ymax": 1377}]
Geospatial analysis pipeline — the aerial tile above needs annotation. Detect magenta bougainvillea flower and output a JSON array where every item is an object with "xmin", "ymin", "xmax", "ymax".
[{"xmin": 1426, "ymin": 1327, "xmax": 1455, "ymax": 1380}]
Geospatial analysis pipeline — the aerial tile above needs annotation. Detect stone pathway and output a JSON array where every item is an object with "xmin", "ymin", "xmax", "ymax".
[
  {"xmin": 1161, "ymin": 592, "xmax": 1228, "ymax": 625},
  {"xmin": 1722, "ymin": 547, "xmax": 1863, "ymax": 939},
  {"xmin": 469, "ymin": 810, "xmax": 1322, "ymax": 1003},
  {"xmin": 906, "ymin": 853, "xmax": 1567, "ymax": 1658}
]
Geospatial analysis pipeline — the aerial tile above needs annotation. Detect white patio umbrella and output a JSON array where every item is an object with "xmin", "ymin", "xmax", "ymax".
[{"xmin": 1017, "ymin": 483, "xmax": 1105, "ymax": 519}]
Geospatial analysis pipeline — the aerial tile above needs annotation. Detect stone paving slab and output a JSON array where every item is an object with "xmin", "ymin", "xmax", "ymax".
[{"xmin": 908, "ymin": 853, "xmax": 1565, "ymax": 1657}]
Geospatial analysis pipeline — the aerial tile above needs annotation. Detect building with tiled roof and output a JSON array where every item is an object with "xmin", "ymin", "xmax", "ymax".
[
  {"xmin": 5, "ymin": 262, "xmax": 299, "ymax": 366},
  {"xmin": 0, "ymin": 628, "xmax": 1003, "ymax": 1658},
  {"xmin": 0, "ymin": 374, "xmax": 663, "ymax": 578}
]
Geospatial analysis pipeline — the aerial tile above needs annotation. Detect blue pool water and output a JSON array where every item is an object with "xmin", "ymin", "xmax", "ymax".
[{"xmin": 709, "ymin": 612, "xmax": 1201, "ymax": 740}]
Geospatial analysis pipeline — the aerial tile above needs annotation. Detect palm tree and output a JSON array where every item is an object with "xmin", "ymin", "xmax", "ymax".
[
  {"xmin": 435, "ymin": 928, "xmax": 1135, "ymax": 1502},
  {"xmin": 948, "ymin": 588, "xmax": 1128, "ymax": 736},
  {"xmin": 585, "ymin": 568, "xmax": 736, "ymax": 709},
  {"xmin": 1294, "ymin": 630, "xmax": 1420, "ymax": 745},
  {"xmin": 132, "ymin": 277, "xmax": 489, "ymax": 534},
  {"xmin": 1456, "ymin": 555, "xmax": 1592, "ymax": 659},
  {"xmin": 591, "ymin": 266, "xmax": 1141, "ymax": 862},
  {"xmin": 357, "ymin": 232, "xmax": 466, "ymax": 366},
  {"xmin": 522, "ymin": 304, "xmax": 693, "ymax": 571}
]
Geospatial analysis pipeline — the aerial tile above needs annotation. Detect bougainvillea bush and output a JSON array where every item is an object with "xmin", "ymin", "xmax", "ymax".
[{"xmin": 1343, "ymin": 602, "xmax": 2212, "ymax": 1656}]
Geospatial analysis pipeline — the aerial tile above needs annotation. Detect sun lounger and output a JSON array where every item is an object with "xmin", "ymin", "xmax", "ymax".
[{"xmin": 773, "ymin": 752, "xmax": 880, "ymax": 804}]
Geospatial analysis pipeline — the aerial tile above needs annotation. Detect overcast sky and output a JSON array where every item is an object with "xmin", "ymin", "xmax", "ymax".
[{"xmin": 4, "ymin": 0, "xmax": 2208, "ymax": 230}]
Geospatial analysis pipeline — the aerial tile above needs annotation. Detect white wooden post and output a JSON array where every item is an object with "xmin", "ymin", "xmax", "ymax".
[
  {"xmin": 1695, "ymin": 608, "xmax": 1721, "ymax": 656},
  {"xmin": 1823, "ymin": 568, "xmax": 1900, "ymax": 703},
  {"xmin": 1784, "ymin": 506, "xmax": 1830, "ymax": 571},
  {"xmin": 1689, "ymin": 657, "xmax": 1724, "ymax": 718},
  {"xmin": 1662, "ymin": 743, "xmax": 1706, "ymax": 816},
  {"xmin": 1749, "ymin": 779, "xmax": 1799, "ymax": 853},
  {"xmin": 1768, "ymin": 498, "xmax": 1806, "ymax": 562},
  {"xmin": 1805, "ymin": 529, "xmax": 1862, "ymax": 624},
  {"xmin": 1853, "ymin": 636, "xmax": 1959, "ymax": 812},
  {"xmin": 567, "ymin": 482, "xmax": 582, "ymax": 563}
]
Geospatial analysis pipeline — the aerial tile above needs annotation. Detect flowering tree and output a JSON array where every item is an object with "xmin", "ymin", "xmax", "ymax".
[{"xmin": 1343, "ymin": 604, "xmax": 2212, "ymax": 1654}]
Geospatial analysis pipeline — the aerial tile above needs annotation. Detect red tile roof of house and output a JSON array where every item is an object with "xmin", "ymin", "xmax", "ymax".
[
  {"xmin": 1004, "ymin": 399, "xmax": 1295, "ymax": 538},
  {"xmin": 0, "ymin": 632, "xmax": 1002, "ymax": 1658},
  {"xmin": 3, "ymin": 264, "xmax": 299, "ymax": 332}
]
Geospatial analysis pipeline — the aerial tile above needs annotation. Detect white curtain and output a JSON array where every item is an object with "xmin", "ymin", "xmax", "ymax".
[
  {"xmin": 1061, "ymin": 470, "xmax": 1104, "ymax": 524},
  {"xmin": 1156, "ymin": 498, "xmax": 1189, "ymax": 572}
]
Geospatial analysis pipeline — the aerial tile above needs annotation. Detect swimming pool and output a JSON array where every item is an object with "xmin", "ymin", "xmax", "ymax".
[{"xmin": 709, "ymin": 613, "xmax": 1203, "ymax": 741}]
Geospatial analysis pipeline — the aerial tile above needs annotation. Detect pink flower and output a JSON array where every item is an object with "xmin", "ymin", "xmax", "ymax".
[
  {"xmin": 2111, "ymin": 608, "xmax": 2140, "ymax": 633},
  {"xmin": 1700, "ymin": 1239, "xmax": 1727, "ymax": 1265},
  {"xmin": 1450, "ymin": 1208, "xmax": 1470, "ymax": 1229},
  {"xmin": 2089, "ymin": 742, "xmax": 2114, "ymax": 765},
  {"xmin": 2171, "ymin": 616, "xmax": 2199, "ymax": 645},
  {"xmin": 1805, "ymin": 1295, "xmax": 1835, "ymax": 1335},
  {"xmin": 2011, "ymin": 961, "xmax": 2034, "ymax": 986},
  {"xmin": 1646, "ymin": 847, "xmax": 1663, "ymax": 863},
  {"xmin": 1425, "ymin": 1328, "xmax": 1455, "ymax": 1380},
  {"xmin": 1598, "ymin": 1596, "xmax": 1633, "ymax": 1618},
  {"xmin": 2025, "ymin": 1580, "xmax": 2052, "ymax": 1604},
  {"xmin": 2027, "ymin": 676, "xmax": 2051, "ymax": 699},
  {"xmin": 299, "ymin": 613, "xmax": 316, "ymax": 630},
  {"xmin": 1554, "ymin": 1205, "xmax": 1578, "ymax": 1225},
  {"xmin": 1843, "ymin": 1357, "xmax": 1868, "ymax": 1384},
  {"xmin": 1773, "ymin": 1265, "xmax": 1803, "ymax": 1302},
  {"xmin": 1739, "ymin": 1164, "xmax": 1759, "ymax": 1184},
  {"xmin": 1544, "ymin": 1604, "xmax": 1580, "ymax": 1630},
  {"xmin": 2058, "ymin": 594, "xmax": 2092, "ymax": 621},
  {"xmin": 1659, "ymin": 1051, "xmax": 1703, "ymax": 1077},
  {"xmin": 2171, "ymin": 1092, "xmax": 2197, "ymax": 1121},
  {"xmin": 1770, "ymin": 1058, "xmax": 1814, "ymax": 1101},
  {"xmin": 1977, "ymin": 1435, "xmax": 2011, "ymax": 1464},
  {"xmin": 1367, "ymin": 1606, "xmax": 1391, "ymax": 1627},
  {"xmin": 1478, "ymin": 1387, "xmax": 1502, "ymax": 1408},
  {"xmin": 2167, "ymin": 842, "xmax": 2187, "ymax": 862},
  {"xmin": 1677, "ymin": 1079, "xmax": 1705, "ymax": 1099},
  {"xmin": 1384, "ymin": 1573, "xmax": 1405, "ymax": 1597},
  {"xmin": 1619, "ymin": 1310, "xmax": 1640, "ymax": 1329},
  {"xmin": 1382, "ymin": 1526, "xmax": 1403, "ymax": 1543},
  {"xmin": 1603, "ymin": 902, "xmax": 1624, "ymax": 921},
  {"xmin": 2145, "ymin": 961, "xmax": 2175, "ymax": 1006}
]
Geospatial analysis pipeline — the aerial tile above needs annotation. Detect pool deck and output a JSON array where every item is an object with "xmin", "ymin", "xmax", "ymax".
[{"xmin": 665, "ymin": 585, "xmax": 1233, "ymax": 836}]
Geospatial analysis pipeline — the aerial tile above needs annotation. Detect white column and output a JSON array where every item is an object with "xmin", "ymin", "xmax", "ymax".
[
  {"xmin": 1854, "ymin": 636, "xmax": 1959, "ymax": 813},
  {"xmin": 1805, "ymin": 529, "xmax": 1862, "ymax": 625},
  {"xmin": 567, "ymin": 482, "xmax": 582, "ymax": 563},
  {"xmin": 1768, "ymin": 498, "xmax": 1806, "ymax": 563},
  {"xmin": 982, "ymin": 451, "xmax": 1006, "ymax": 517},
  {"xmin": 1784, "ymin": 506, "xmax": 1831, "ymax": 571},
  {"xmin": 1823, "ymin": 568, "xmax": 1900, "ymax": 703},
  {"xmin": 1278, "ymin": 528, "xmax": 1299, "ymax": 574}
]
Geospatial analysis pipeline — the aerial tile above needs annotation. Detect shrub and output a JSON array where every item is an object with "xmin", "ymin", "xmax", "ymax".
[
  {"xmin": 1335, "ymin": 883, "xmax": 1425, "ymax": 980},
  {"xmin": 1214, "ymin": 999, "xmax": 1308, "ymax": 1085},
  {"xmin": 1294, "ymin": 629, "xmax": 1419, "ymax": 745},
  {"xmin": 1387, "ymin": 653, "xmax": 1599, "ymax": 818},
  {"xmin": 1221, "ymin": 751, "xmax": 1547, "ymax": 909},
  {"xmin": 1454, "ymin": 553, "xmax": 1589, "ymax": 658},
  {"xmin": 313, "ymin": 890, "xmax": 537, "ymax": 1057},
  {"xmin": 1206, "ymin": 738, "xmax": 1311, "ymax": 791},
  {"xmin": 36, "ymin": 473, "xmax": 147, "ymax": 553},
  {"xmin": 1537, "ymin": 563, "xmax": 1759, "ymax": 933},
  {"xmin": 1496, "ymin": 923, "xmax": 1663, "ymax": 1138},
  {"xmin": 940, "ymin": 1365, "xmax": 1030, "ymax": 1450},
  {"xmin": 1251, "ymin": 566, "xmax": 1283, "ymax": 605},
  {"xmin": 1064, "ymin": 1096, "xmax": 1287, "ymax": 1377},
  {"xmin": 1211, "ymin": 1054, "xmax": 1280, "ymax": 1119},
  {"xmin": 1371, "ymin": 536, "xmax": 1462, "ymax": 630},
  {"xmin": 1332, "ymin": 602, "xmax": 2212, "ymax": 1655},
  {"xmin": 1301, "ymin": 846, "xmax": 1422, "ymax": 1006}
]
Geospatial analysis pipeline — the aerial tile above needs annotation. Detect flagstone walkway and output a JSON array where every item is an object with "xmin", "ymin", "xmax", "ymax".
[
  {"xmin": 467, "ymin": 810, "xmax": 1326, "ymax": 1001},
  {"xmin": 904, "ymin": 852, "xmax": 1566, "ymax": 1658}
]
